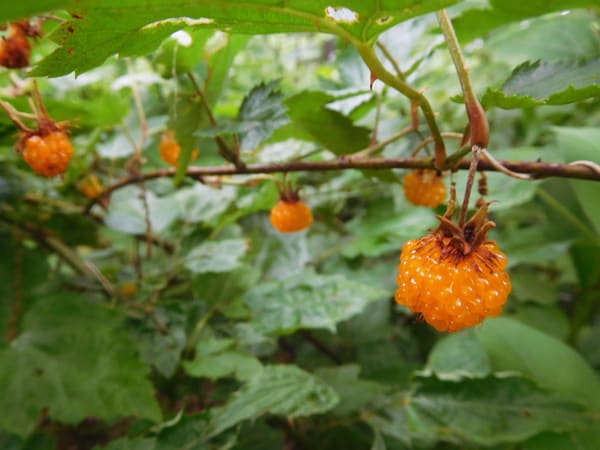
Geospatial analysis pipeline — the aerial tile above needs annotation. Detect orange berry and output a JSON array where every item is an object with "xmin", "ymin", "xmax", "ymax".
[
  {"xmin": 403, "ymin": 169, "xmax": 446, "ymax": 208},
  {"xmin": 159, "ymin": 131, "xmax": 199, "ymax": 167},
  {"xmin": 120, "ymin": 281, "xmax": 137, "ymax": 297},
  {"xmin": 79, "ymin": 174, "xmax": 103, "ymax": 199},
  {"xmin": 270, "ymin": 199, "xmax": 313, "ymax": 233},
  {"xmin": 395, "ymin": 204, "xmax": 511, "ymax": 332},
  {"xmin": 21, "ymin": 130, "xmax": 73, "ymax": 177},
  {"xmin": 0, "ymin": 28, "xmax": 31, "ymax": 68}
]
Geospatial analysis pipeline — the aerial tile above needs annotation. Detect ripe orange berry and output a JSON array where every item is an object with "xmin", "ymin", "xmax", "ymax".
[
  {"xmin": 270, "ymin": 199, "xmax": 313, "ymax": 233},
  {"xmin": 159, "ymin": 131, "xmax": 199, "ymax": 167},
  {"xmin": 395, "ymin": 204, "xmax": 511, "ymax": 332},
  {"xmin": 79, "ymin": 174, "xmax": 103, "ymax": 199},
  {"xmin": 403, "ymin": 169, "xmax": 446, "ymax": 208},
  {"xmin": 21, "ymin": 130, "xmax": 73, "ymax": 177},
  {"xmin": 120, "ymin": 281, "xmax": 137, "ymax": 297}
]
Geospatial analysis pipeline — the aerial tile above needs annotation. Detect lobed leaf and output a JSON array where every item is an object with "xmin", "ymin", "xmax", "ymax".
[
  {"xmin": 198, "ymin": 80, "xmax": 289, "ymax": 151},
  {"xmin": 183, "ymin": 337, "xmax": 262, "ymax": 381},
  {"xmin": 0, "ymin": 295, "xmax": 161, "ymax": 436},
  {"xmin": 482, "ymin": 59, "xmax": 600, "ymax": 109},
  {"xmin": 245, "ymin": 270, "xmax": 388, "ymax": 334},
  {"xmin": 207, "ymin": 365, "xmax": 339, "ymax": 437},
  {"xmin": 453, "ymin": 0, "xmax": 600, "ymax": 43},
  {"xmin": 32, "ymin": 0, "xmax": 460, "ymax": 77},
  {"xmin": 285, "ymin": 91, "xmax": 371, "ymax": 155},
  {"xmin": 369, "ymin": 375, "xmax": 597, "ymax": 447},
  {"xmin": 475, "ymin": 317, "xmax": 600, "ymax": 409},
  {"xmin": 185, "ymin": 239, "xmax": 247, "ymax": 274}
]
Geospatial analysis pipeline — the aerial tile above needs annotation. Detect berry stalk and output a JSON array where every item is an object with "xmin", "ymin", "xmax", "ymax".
[{"xmin": 437, "ymin": 9, "xmax": 489, "ymax": 149}]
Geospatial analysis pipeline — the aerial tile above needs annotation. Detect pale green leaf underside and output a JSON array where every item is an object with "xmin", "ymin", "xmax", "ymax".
[
  {"xmin": 185, "ymin": 239, "xmax": 247, "ymax": 274},
  {"xmin": 32, "ymin": 0, "xmax": 459, "ymax": 77},
  {"xmin": 245, "ymin": 270, "xmax": 388, "ymax": 334},
  {"xmin": 482, "ymin": 59, "xmax": 600, "ymax": 109},
  {"xmin": 453, "ymin": 0, "xmax": 600, "ymax": 43}
]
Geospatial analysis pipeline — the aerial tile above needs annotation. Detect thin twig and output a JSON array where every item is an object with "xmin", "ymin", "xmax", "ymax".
[
  {"xmin": 411, "ymin": 132, "xmax": 464, "ymax": 157},
  {"xmin": 126, "ymin": 58, "xmax": 148, "ymax": 152},
  {"xmin": 352, "ymin": 126, "xmax": 414, "ymax": 158},
  {"xmin": 299, "ymin": 330, "xmax": 342, "ymax": 365},
  {"xmin": 0, "ymin": 99, "xmax": 32, "ymax": 131},
  {"xmin": 459, "ymin": 146, "xmax": 480, "ymax": 227},
  {"xmin": 0, "ymin": 214, "xmax": 116, "ymax": 297},
  {"xmin": 186, "ymin": 71, "xmax": 246, "ymax": 169},
  {"xmin": 376, "ymin": 41, "xmax": 405, "ymax": 80},
  {"xmin": 354, "ymin": 42, "xmax": 447, "ymax": 169}
]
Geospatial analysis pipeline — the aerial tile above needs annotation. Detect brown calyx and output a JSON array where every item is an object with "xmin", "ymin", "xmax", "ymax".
[
  {"xmin": 434, "ymin": 201, "xmax": 496, "ymax": 260},
  {"xmin": 277, "ymin": 179, "xmax": 302, "ymax": 203}
]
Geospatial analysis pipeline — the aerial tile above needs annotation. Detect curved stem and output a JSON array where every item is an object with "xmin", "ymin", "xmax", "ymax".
[
  {"xmin": 437, "ymin": 9, "xmax": 489, "ymax": 148},
  {"xmin": 354, "ymin": 42, "xmax": 446, "ymax": 169},
  {"xmin": 375, "ymin": 41, "xmax": 405, "ymax": 80}
]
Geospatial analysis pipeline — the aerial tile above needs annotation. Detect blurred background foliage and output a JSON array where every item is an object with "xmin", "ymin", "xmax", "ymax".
[{"xmin": 0, "ymin": 1, "xmax": 599, "ymax": 449}]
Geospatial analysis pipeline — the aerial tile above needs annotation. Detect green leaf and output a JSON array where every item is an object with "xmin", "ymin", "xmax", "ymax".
[
  {"xmin": 173, "ymin": 183, "xmax": 236, "ymax": 226},
  {"xmin": 315, "ymin": 365, "xmax": 390, "ymax": 416},
  {"xmin": 192, "ymin": 264, "xmax": 259, "ymax": 319},
  {"xmin": 285, "ymin": 91, "xmax": 372, "ymax": 155},
  {"xmin": 0, "ymin": 1, "xmax": 73, "ymax": 22},
  {"xmin": 33, "ymin": 0, "xmax": 460, "ymax": 77},
  {"xmin": 553, "ymin": 126, "xmax": 600, "ymax": 234},
  {"xmin": 153, "ymin": 29, "xmax": 212, "ymax": 78},
  {"xmin": 453, "ymin": 1, "xmax": 600, "ymax": 43},
  {"xmin": 170, "ymin": 33, "xmax": 249, "ymax": 185},
  {"xmin": 244, "ymin": 270, "xmax": 388, "ymax": 334},
  {"xmin": 425, "ymin": 331, "xmax": 491, "ymax": 380},
  {"xmin": 482, "ymin": 59, "xmax": 600, "ymax": 109},
  {"xmin": 208, "ymin": 365, "xmax": 339, "ymax": 437},
  {"xmin": 0, "ymin": 295, "xmax": 161, "ymax": 436},
  {"xmin": 131, "ymin": 304, "xmax": 187, "ymax": 378},
  {"xmin": 485, "ymin": 10, "xmax": 600, "ymax": 65},
  {"xmin": 370, "ymin": 428, "xmax": 387, "ymax": 450},
  {"xmin": 0, "ymin": 237, "xmax": 50, "ymax": 343},
  {"xmin": 183, "ymin": 337, "xmax": 262, "ymax": 382},
  {"xmin": 98, "ymin": 437, "xmax": 157, "ymax": 450},
  {"xmin": 369, "ymin": 375, "xmax": 596, "ymax": 447},
  {"xmin": 185, "ymin": 239, "xmax": 247, "ymax": 274},
  {"xmin": 475, "ymin": 317, "xmax": 600, "ymax": 409},
  {"xmin": 200, "ymin": 80, "xmax": 289, "ymax": 151},
  {"xmin": 342, "ymin": 199, "xmax": 438, "ymax": 258},
  {"xmin": 104, "ymin": 186, "xmax": 179, "ymax": 235},
  {"xmin": 523, "ymin": 429, "xmax": 600, "ymax": 450}
]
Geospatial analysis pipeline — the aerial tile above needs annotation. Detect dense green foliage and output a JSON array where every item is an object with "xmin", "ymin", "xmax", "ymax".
[{"xmin": 1, "ymin": 1, "xmax": 600, "ymax": 449}]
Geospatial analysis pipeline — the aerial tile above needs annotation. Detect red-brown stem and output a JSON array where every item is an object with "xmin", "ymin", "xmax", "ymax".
[
  {"xmin": 459, "ymin": 146, "xmax": 481, "ymax": 227},
  {"xmin": 83, "ymin": 156, "xmax": 600, "ymax": 213},
  {"xmin": 410, "ymin": 100, "xmax": 420, "ymax": 130}
]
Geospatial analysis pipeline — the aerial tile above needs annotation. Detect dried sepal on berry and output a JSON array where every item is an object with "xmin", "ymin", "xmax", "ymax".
[
  {"xmin": 0, "ymin": 19, "xmax": 41, "ymax": 69},
  {"xmin": 269, "ymin": 180, "xmax": 313, "ymax": 233},
  {"xmin": 159, "ymin": 130, "xmax": 199, "ymax": 167},
  {"xmin": 395, "ymin": 191, "xmax": 511, "ymax": 332},
  {"xmin": 403, "ymin": 169, "xmax": 447, "ymax": 208}
]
